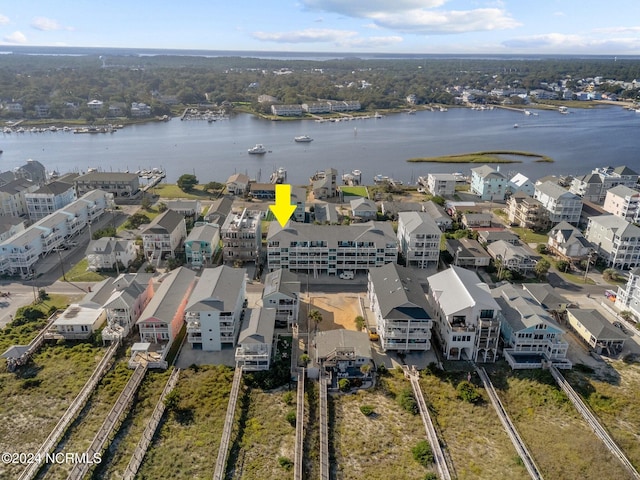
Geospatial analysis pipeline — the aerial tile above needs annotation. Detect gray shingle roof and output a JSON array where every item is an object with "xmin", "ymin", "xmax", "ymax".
[
  {"xmin": 368, "ymin": 263, "xmax": 430, "ymax": 320},
  {"xmin": 186, "ymin": 265, "xmax": 245, "ymax": 312}
]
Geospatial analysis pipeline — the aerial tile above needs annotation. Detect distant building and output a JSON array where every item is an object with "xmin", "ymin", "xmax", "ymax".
[
  {"xmin": 226, "ymin": 173, "xmax": 250, "ymax": 195},
  {"xmin": 507, "ymin": 173, "xmax": 535, "ymax": 197},
  {"xmin": 14, "ymin": 159, "xmax": 47, "ymax": 185},
  {"xmin": 570, "ymin": 166, "xmax": 639, "ymax": 203}
]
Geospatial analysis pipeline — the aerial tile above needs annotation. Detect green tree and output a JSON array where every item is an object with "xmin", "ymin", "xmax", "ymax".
[
  {"xmin": 204, "ymin": 181, "xmax": 225, "ymax": 192},
  {"xmin": 556, "ymin": 260, "xmax": 571, "ymax": 273},
  {"xmin": 534, "ymin": 258, "xmax": 551, "ymax": 279},
  {"xmin": 620, "ymin": 311, "xmax": 634, "ymax": 322},
  {"xmin": 309, "ymin": 309, "xmax": 323, "ymax": 332},
  {"xmin": 338, "ymin": 378, "xmax": 350, "ymax": 392},
  {"xmin": 177, "ymin": 173, "xmax": 199, "ymax": 192},
  {"xmin": 456, "ymin": 380, "xmax": 482, "ymax": 404},
  {"xmin": 354, "ymin": 315, "xmax": 366, "ymax": 331},
  {"xmin": 125, "ymin": 212, "xmax": 151, "ymax": 229}
]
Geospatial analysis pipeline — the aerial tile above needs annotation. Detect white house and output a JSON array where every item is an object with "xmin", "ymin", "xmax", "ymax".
[
  {"xmin": 368, "ymin": 263, "xmax": 432, "ymax": 352},
  {"xmin": 226, "ymin": 173, "xmax": 250, "ymax": 195},
  {"xmin": 86, "ymin": 237, "xmax": 138, "ymax": 272},
  {"xmin": 470, "ymin": 165, "xmax": 507, "ymax": 201},
  {"xmin": 262, "ymin": 269, "xmax": 300, "ymax": 327},
  {"xmin": 53, "ymin": 304, "xmax": 106, "ymax": 340},
  {"xmin": 507, "ymin": 173, "xmax": 535, "ymax": 197},
  {"xmin": 615, "ymin": 267, "xmax": 640, "ymax": 322},
  {"xmin": 427, "ymin": 265, "xmax": 501, "ymax": 362},
  {"xmin": 487, "ymin": 240, "xmax": 539, "ymax": 274},
  {"xmin": 350, "ymin": 198, "xmax": 378, "ymax": 221},
  {"xmin": 547, "ymin": 221, "xmax": 591, "ymax": 261},
  {"xmin": 235, "ymin": 308, "xmax": 276, "ymax": 371},
  {"xmin": 426, "ymin": 173, "xmax": 457, "ymax": 196},
  {"xmin": 185, "ymin": 265, "xmax": 246, "ymax": 351},
  {"xmin": 397, "ymin": 211, "xmax": 441, "ymax": 268},
  {"xmin": 603, "ymin": 185, "xmax": 640, "ymax": 223},
  {"xmin": 25, "ymin": 180, "xmax": 77, "ymax": 222}
]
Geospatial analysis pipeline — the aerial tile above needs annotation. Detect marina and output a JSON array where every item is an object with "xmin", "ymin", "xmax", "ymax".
[{"xmin": 2, "ymin": 105, "xmax": 640, "ymax": 185}]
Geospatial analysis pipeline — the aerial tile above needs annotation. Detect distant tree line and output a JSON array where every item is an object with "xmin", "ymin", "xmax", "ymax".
[{"xmin": 2, "ymin": 54, "xmax": 640, "ymax": 120}]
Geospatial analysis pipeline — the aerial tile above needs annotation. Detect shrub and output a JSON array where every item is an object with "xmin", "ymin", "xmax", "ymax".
[
  {"xmin": 397, "ymin": 388, "xmax": 418, "ymax": 414},
  {"xmin": 424, "ymin": 474, "xmax": 438, "ymax": 480},
  {"xmin": 282, "ymin": 390, "xmax": 294, "ymax": 405},
  {"xmin": 412, "ymin": 440, "xmax": 434, "ymax": 467},
  {"xmin": 456, "ymin": 381, "xmax": 482, "ymax": 404},
  {"xmin": 278, "ymin": 457, "xmax": 294, "ymax": 471},
  {"xmin": 163, "ymin": 389, "xmax": 181, "ymax": 411},
  {"xmin": 285, "ymin": 410, "xmax": 296, "ymax": 427},
  {"xmin": 360, "ymin": 405, "xmax": 375, "ymax": 416},
  {"xmin": 377, "ymin": 364, "xmax": 387, "ymax": 375},
  {"xmin": 338, "ymin": 378, "xmax": 351, "ymax": 392}
]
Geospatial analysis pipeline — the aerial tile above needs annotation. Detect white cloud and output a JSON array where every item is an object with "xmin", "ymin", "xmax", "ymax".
[
  {"xmin": 300, "ymin": 0, "xmax": 519, "ymax": 34},
  {"xmin": 593, "ymin": 26, "xmax": 640, "ymax": 34},
  {"xmin": 31, "ymin": 16, "xmax": 73, "ymax": 31},
  {"xmin": 370, "ymin": 8, "xmax": 520, "ymax": 34},
  {"xmin": 252, "ymin": 28, "xmax": 358, "ymax": 43},
  {"xmin": 4, "ymin": 31, "xmax": 27, "ymax": 44},
  {"xmin": 343, "ymin": 35, "xmax": 403, "ymax": 48},
  {"xmin": 0, "ymin": 14, "xmax": 10, "ymax": 25}
]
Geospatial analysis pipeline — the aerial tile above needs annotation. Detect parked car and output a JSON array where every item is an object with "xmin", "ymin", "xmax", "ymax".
[{"xmin": 339, "ymin": 271, "xmax": 355, "ymax": 280}]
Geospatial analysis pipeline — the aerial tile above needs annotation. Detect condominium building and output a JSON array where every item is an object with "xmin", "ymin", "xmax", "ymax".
[
  {"xmin": 25, "ymin": 180, "xmax": 77, "ymax": 222},
  {"xmin": 397, "ymin": 211, "xmax": 441, "ymax": 268},
  {"xmin": 615, "ymin": 267, "xmax": 640, "ymax": 322},
  {"xmin": 266, "ymin": 221, "xmax": 397, "ymax": 275},
  {"xmin": 368, "ymin": 263, "xmax": 432, "ymax": 352},
  {"xmin": 570, "ymin": 165, "xmax": 639, "ymax": 203},
  {"xmin": 74, "ymin": 172, "xmax": 140, "ymax": 198},
  {"xmin": 427, "ymin": 265, "xmax": 501, "ymax": 362},
  {"xmin": 425, "ymin": 173, "xmax": 457, "ymax": 196}
]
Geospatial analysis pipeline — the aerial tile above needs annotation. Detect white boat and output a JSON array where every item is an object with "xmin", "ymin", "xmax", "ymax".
[
  {"xmin": 513, "ymin": 123, "xmax": 519, "ymax": 128},
  {"xmin": 248, "ymin": 144, "xmax": 267, "ymax": 154},
  {"xmin": 558, "ymin": 106, "xmax": 569, "ymax": 114},
  {"xmin": 294, "ymin": 135, "xmax": 313, "ymax": 143}
]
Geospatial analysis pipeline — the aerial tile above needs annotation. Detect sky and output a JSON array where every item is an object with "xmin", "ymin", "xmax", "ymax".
[{"xmin": 1, "ymin": 1, "xmax": 640, "ymax": 55}]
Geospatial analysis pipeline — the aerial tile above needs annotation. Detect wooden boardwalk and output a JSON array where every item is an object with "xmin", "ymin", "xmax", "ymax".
[
  {"xmin": 122, "ymin": 368, "xmax": 181, "ymax": 480},
  {"xmin": 66, "ymin": 362, "xmax": 148, "ymax": 479},
  {"xmin": 293, "ymin": 368, "xmax": 305, "ymax": 480},
  {"xmin": 318, "ymin": 370, "xmax": 329, "ymax": 480},
  {"xmin": 17, "ymin": 340, "xmax": 120, "ymax": 480},
  {"xmin": 212, "ymin": 366, "xmax": 244, "ymax": 480},
  {"xmin": 476, "ymin": 367, "xmax": 543, "ymax": 480}
]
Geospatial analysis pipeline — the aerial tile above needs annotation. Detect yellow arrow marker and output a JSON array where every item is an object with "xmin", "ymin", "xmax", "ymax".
[{"xmin": 269, "ymin": 184, "xmax": 297, "ymax": 227}]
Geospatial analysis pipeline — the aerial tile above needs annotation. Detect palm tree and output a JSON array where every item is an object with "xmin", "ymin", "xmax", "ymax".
[{"xmin": 309, "ymin": 309, "xmax": 323, "ymax": 332}]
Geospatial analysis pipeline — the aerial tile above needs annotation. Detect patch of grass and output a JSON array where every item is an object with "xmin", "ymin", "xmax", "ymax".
[
  {"xmin": 509, "ymin": 227, "xmax": 549, "ymax": 244},
  {"xmin": 340, "ymin": 186, "xmax": 369, "ymax": 198},
  {"xmin": 419, "ymin": 370, "xmax": 526, "ymax": 479},
  {"xmin": 62, "ymin": 258, "xmax": 107, "ymax": 282},
  {"xmin": 493, "ymin": 366, "xmax": 632, "ymax": 480},
  {"xmin": 152, "ymin": 184, "xmax": 214, "ymax": 200},
  {"xmin": 330, "ymin": 369, "xmax": 436, "ymax": 479},
  {"xmin": 137, "ymin": 365, "xmax": 234, "ymax": 479},
  {"xmin": 0, "ymin": 343, "xmax": 105, "ymax": 479},
  {"xmin": 407, "ymin": 151, "xmax": 554, "ymax": 164}
]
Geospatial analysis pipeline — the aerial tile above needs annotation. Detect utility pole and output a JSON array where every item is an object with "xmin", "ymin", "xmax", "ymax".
[{"xmin": 58, "ymin": 249, "xmax": 67, "ymax": 281}]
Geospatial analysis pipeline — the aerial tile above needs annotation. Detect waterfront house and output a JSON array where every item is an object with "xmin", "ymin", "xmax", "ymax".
[
  {"xmin": 137, "ymin": 267, "xmax": 196, "ymax": 349},
  {"xmin": 86, "ymin": 237, "xmax": 138, "ymax": 272},
  {"xmin": 184, "ymin": 223, "xmax": 220, "ymax": 268},
  {"xmin": 547, "ymin": 221, "xmax": 591, "ymax": 262},
  {"xmin": 226, "ymin": 173, "xmax": 250, "ymax": 196},
  {"xmin": 267, "ymin": 221, "xmax": 397, "ymax": 276},
  {"xmin": 235, "ymin": 308, "xmax": 276, "ymax": 371},
  {"xmin": 262, "ymin": 269, "xmax": 300, "ymax": 327},
  {"xmin": 534, "ymin": 181, "xmax": 583, "ymax": 225},
  {"xmin": 141, "ymin": 209, "xmax": 187, "ymax": 262},
  {"xmin": 469, "ymin": 165, "xmax": 507, "ymax": 201},
  {"xmin": 368, "ymin": 263, "xmax": 432, "ymax": 352},
  {"xmin": 311, "ymin": 168, "xmax": 338, "ymax": 199},
  {"xmin": 447, "ymin": 237, "xmax": 491, "ymax": 268},
  {"xmin": 427, "ymin": 265, "xmax": 501, "ymax": 362},
  {"xmin": 74, "ymin": 172, "xmax": 140, "ymax": 199},
  {"xmin": 603, "ymin": 185, "xmax": 640, "ymax": 223},
  {"xmin": 425, "ymin": 173, "xmax": 457, "ymax": 197},
  {"xmin": 397, "ymin": 211, "xmax": 441, "ymax": 268},
  {"xmin": 313, "ymin": 202, "xmax": 340, "ymax": 224},
  {"xmin": 53, "ymin": 304, "xmax": 107, "ymax": 340},
  {"xmin": 249, "ymin": 183, "xmax": 276, "ymax": 199},
  {"xmin": 221, "ymin": 208, "xmax": 261, "ymax": 264},
  {"xmin": 566, "ymin": 308, "xmax": 625, "ymax": 355},
  {"xmin": 493, "ymin": 284, "xmax": 570, "ymax": 369},
  {"xmin": 584, "ymin": 215, "xmax": 640, "ymax": 269},
  {"xmin": 507, "ymin": 173, "xmax": 536, "ymax": 197},
  {"xmin": 15, "ymin": 159, "xmax": 47, "ymax": 185},
  {"xmin": 185, "ymin": 265, "xmax": 246, "ymax": 351}
]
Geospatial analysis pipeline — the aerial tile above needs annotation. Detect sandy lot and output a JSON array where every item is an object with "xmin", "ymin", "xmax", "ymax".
[{"xmin": 303, "ymin": 293, "xmax": 364, "ymax": 332}]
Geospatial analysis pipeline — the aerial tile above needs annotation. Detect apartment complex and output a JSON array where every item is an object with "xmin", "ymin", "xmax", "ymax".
[
  {"xmin": 603, "ymin": 185, "xmax": 640, "ymax": 222},
  {"xmin": 266, "ymin": 221, "xmax": 397, "ymax": 275},
  {"xmin": 584, "ymin": 215, "xmax": 640, "ymax": 269},
  {"xmin": 506, "ymin": 192, "xmax": 550, "ymax": 231},
  {"xmin": 570, "ymin": 165, "xmax": 639, "ymax": 203},
  {"xmin": 534, "ymin": 181, "xmax": 583, "ymax": 225}
]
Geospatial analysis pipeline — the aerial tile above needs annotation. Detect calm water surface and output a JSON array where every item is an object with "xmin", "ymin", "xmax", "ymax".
[{"xmin": 2, "ymin": 106, "xmax": 639, "ymax": 185}]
